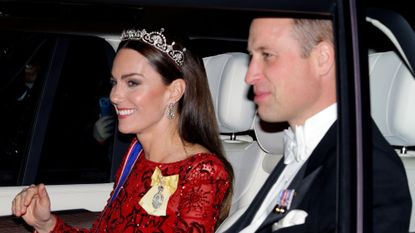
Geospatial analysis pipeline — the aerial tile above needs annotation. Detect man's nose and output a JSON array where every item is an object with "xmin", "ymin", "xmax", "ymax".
[{"xmin": 245, "ymin": 58, "xmax": 261, "ymax": 85}]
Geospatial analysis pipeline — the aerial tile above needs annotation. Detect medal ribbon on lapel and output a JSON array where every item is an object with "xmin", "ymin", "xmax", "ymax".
[
  {"xmin": 109, "ymin": 139, "xmax": 142, "ymax": 204},
  {"xmin": 274, "ymin": 189, "xmax": 296, "ymax": 214},
  {"xmin": 139, "ymin": 167, "xmax": 179, "ymax": 216}
]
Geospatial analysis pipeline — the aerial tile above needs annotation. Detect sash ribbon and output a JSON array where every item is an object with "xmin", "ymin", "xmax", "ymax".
[{"xmin": 109, "ymin": 140, "xmax": 142, "ymax": 204}]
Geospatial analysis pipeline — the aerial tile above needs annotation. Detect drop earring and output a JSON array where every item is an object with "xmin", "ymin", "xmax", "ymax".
[{"xmin": 166, "ymin": 103, "xmax": 176, "ymax": 120}]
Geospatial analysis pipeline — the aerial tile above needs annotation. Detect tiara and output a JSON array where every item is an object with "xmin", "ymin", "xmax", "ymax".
[{"xmin": 120, "ymin": 28, "xmax": 186, "ymax": 66}]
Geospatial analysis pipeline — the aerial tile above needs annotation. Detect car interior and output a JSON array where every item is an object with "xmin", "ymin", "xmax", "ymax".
[
  {"xmin": 203, "ymin": 52, "xmax": 282, "ymax": 232},
  {"xmin": 207, "ymin": 7, "xmax": 415, "ymax": 232},
  {"xmin": 366, "ymin": 10, "xmax": 415, "ymax": 230},
  {"xmin": 201, "ymin": 9, "xmax": 415, "ymax": 231},
  {"xmin": 0, "ymin": 1, "xmax": 414, "ymax": 232}
]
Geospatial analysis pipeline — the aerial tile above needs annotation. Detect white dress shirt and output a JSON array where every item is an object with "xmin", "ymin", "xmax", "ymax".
[{"xmin": 239, "ymin": 103, "xmax": 337, "ymax": 232}]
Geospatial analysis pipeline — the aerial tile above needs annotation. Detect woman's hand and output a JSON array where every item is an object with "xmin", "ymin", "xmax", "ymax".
[{"xmin": 12, "ymin": 183, "xmax": 56, "ymax": 233}]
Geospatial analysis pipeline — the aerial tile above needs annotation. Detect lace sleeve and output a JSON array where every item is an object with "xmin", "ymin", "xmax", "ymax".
[
  {"xmin": 174, "ymin": 158, "xmax": 230, "ymax": 233},
  {"xmin": 48, "ymin": 215, "xmax": 94, "ymax": 233}
]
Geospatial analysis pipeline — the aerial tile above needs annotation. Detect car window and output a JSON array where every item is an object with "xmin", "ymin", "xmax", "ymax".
[
  {"xmin": 0, "ymin": 32, "xmax": 51, "ymax": 186},
  {"xmin": 0, "ymin": 31, "xmax": 116, "ymax": 186},
  {"xmin": 35, "ymin": 36, "xmax": 115, "ymax": 184}
]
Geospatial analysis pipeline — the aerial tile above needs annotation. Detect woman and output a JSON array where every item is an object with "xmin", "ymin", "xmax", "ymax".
[{"xmin": 12, "ymin": 27, "xmax": 233, "ymax": 233}]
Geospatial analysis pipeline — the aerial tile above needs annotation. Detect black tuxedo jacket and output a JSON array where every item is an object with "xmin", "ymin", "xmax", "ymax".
[{"xmin": 224, "ymin": 121, "xmax": 411, "ymax": 233}]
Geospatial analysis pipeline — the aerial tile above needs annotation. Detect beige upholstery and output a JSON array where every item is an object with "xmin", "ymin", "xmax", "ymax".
[
  {"xmin": 203, "ymin": 53, "xmax": 281, "ymax": 232},
  {"xmin": 203, "ymin": 52, "xmax": 256, "ymax": 133},
  {"xmin": 369, "ymin": 51, "xmax": 415, "ymax": 232},
  {"xmin": 369, "ymin": 51, "xmax": 415, "ymax": 146},
  {"xmin": 253, "ymin": 115, "xmax": 286, "ymax": 173}
]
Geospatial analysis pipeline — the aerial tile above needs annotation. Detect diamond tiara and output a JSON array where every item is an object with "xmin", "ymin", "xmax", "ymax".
[{"xmin": 120, "ymin": 28, "xmax": 186, "ymax": 67}]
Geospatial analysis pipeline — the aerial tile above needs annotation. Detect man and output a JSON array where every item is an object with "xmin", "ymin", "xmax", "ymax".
[
  {"xmin": 224, "ymin": 18, "xmax": 411, "ymax": 232},
  {"xmin": 16, "ymin": 64, "xmax": 40, "ymax": 101}
]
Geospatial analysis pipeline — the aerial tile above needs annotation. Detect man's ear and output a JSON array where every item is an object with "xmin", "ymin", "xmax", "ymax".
[
  {"xmin": 168, "ymin": 78, "xmax": 186, "ymax": 102},
  {"xmin": 315, "ymin": 41, "xmax": 335, "ymax": 76}
]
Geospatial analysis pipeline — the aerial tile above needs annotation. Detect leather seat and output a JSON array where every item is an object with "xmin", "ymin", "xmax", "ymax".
[
  {"xmin": 369, "ymin": 51, "xmax": 415, "ymax": 231},
  {"xmin": 203, "ymin": 52, "xmax": 283, "ymax": 232}
]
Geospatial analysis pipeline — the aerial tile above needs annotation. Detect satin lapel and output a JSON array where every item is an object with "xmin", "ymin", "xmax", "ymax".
[
  {"xmin": 303, "ymin": 122, "xmax": 337, "ymax": 176},
  {"xmin": 256, "ymin": 122, "xmax": 337, "ymax": 231},
  {"xmin": 224, "ymin": 159, "xmax": 287, "ymax": 233}
]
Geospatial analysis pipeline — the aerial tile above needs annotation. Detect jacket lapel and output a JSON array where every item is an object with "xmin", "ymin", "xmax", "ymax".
[
  {"xmin": 257, "ymin": 122, "xmax": 337, "ymax": 232},
  {"xmin": 225, "ymin": 122, "xmax": 338, "ymax": 233},
  {"xmin": 303, "ymin": 122, "xmax": 337, "ymax": 176},
  {"xmin": 256, "ymin": 164, "xmax": 323, "ymax": 231}
]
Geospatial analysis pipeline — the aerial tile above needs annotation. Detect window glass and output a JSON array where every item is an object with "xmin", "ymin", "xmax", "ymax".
[
  {"xmin": 36, "ymin": 36, "xmax": 115, "ymax": 184},
  {"xmin": 0, "ymin": 32, "xmax": 50, "ymax": 186}
]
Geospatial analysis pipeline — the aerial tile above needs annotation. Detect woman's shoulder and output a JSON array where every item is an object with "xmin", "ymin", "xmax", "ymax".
[
  {"xmin": 183, "ymin": 143, "xmax": 225, "ymax": 167},
  {"xmin": 188, "ymin": 152, "xmax": 224, "ymax": 166},
  {"xmin": 184, "ymin": 153, "xmax": 229, "ymax": 181}
]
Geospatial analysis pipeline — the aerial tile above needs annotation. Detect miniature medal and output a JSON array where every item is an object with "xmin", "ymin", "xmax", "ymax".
[
  {"xmin": 274, "ymin": 189, "xmax": 295, "ymax": 214},
  {"xmin": 152, "ymin": 185, "xmax": 164, "ymax": 209}
]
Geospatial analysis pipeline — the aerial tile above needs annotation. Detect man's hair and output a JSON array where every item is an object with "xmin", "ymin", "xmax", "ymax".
[{"xmin": 292, "ymin": 19, "xmax": 333, "ymax": 58}]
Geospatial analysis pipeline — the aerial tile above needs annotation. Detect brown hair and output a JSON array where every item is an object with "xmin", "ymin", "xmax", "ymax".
[
  {"xmin": 118, "ymin": 28, "xmax": 234, "ymax": 226},
  {"xmin": 292, "ymin": 18, "xmax": 333, "ymax": 58}
]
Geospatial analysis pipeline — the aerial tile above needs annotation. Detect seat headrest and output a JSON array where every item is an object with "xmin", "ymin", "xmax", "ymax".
[
  {"xmin": 203, "ymin": 52, "xmax": 256, "ymax": 133},
  {"xmin": 366, "ymin": 8, "xmax": 415, "ymax": 74},
  {"xmin": 253, "ymin": 113, "xmax": 287, "ymax": 154},
  {"xmin": 369, "ymin": 51, "xmax": 415, "ymax": 146}
]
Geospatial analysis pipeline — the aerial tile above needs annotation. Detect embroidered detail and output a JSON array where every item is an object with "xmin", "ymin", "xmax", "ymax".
[{"xmin": 59, "ymin": 152, "xmax": 231, "ymax": 232}]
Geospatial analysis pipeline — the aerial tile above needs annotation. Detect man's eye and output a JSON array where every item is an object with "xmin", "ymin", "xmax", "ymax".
[{"xmin": 262, "ymin": 52, "xmax": 272, "ymax": 58}]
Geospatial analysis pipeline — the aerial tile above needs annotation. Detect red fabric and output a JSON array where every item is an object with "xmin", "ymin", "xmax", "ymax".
[{"xmin": 51, "ymin": 141, "xmax": 230, "ymax": 233}]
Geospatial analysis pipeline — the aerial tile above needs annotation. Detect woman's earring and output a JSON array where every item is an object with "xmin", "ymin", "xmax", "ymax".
[{"xmin": 166, "ymin": 103, "xmax": 176, "ymax": 120}]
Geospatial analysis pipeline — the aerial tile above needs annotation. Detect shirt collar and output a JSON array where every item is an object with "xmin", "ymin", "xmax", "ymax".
[{"xmin": 284, "ymin": 103, "xmax": 337, "ymax": 164}]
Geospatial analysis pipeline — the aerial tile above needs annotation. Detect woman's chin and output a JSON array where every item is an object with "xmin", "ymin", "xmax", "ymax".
[{"xmin": 118, "ymin": 127, "xmax": 134, "ymax": 135}]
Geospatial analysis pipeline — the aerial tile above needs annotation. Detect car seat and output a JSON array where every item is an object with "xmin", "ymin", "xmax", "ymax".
[
  {"xmin": 367, "ymin": 8, "xmax": 415, "ymax": 232},
  {"xmin": 203, "ymin": 52, "xmax": 285, "ymax": 232},
  {"xmin": 369, "ymin": 51, "xmax": 415, "ymax": 232}
]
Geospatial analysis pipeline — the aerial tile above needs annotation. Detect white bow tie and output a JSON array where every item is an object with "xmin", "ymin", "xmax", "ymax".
[{"xmin": 283, "ymin": 126, "xmax": 307, "ymax": 164}]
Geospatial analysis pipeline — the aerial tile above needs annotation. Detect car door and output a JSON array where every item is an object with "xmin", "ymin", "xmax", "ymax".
[{"xmin": 0, "ymin": 1, "xmax": 413, "ymax": 233}]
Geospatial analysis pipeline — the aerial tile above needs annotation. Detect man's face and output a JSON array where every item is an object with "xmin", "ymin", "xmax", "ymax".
[
  {"xmin": 24, "ymin": 64, "xmax": 40, "ymax": 83},
  {"xmin": 246, "ymin": 18, "xmax": 322, "ymax": 126}
]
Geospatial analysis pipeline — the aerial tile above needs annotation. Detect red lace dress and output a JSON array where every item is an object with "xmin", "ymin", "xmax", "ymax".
[{"xmin": 50, "ymin": 142, "xmax": 230, "ymax": 233}]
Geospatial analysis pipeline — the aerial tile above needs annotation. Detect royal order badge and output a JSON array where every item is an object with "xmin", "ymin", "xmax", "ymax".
[{"xmin": 139, "ymin": 167, "xmax": 179, "ymax": 216}]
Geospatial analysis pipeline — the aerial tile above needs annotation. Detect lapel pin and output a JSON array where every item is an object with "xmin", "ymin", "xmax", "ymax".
[{"xmin": 274, "ymin": 189, "xmax": 296, "ymax": 214}]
